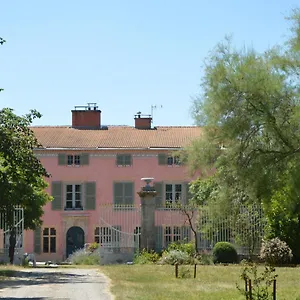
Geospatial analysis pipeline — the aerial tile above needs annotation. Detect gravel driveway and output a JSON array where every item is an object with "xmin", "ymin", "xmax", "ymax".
[{"xmin": 0, "ymin": 267, "xmax": 114, "ymax": 300}]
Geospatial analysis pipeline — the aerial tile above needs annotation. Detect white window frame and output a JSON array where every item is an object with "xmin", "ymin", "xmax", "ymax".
[
  {"xmin": 65, "ymin": 184, "xmax": 83, "ymax": 210},
  {"xmin": 164, "ymin": 226, "xmax": 181, "ymax": 248},
  {"xmin": 167, "ymin": 155, "xmax": 181, "ymax": 166},
  {"xmin": 95, "ymin": 227, "xmax": 112, "ymax": 247},
  {"xmin": 116, "ymin": 154, "xmax": 132, "ymax": 167},
  {"xmin": 165, "ymin": 183, "xmax": 182, "ymax": 207},
  {"xmin": 67, "ymin": 154, "xmax": 81, "ymax": 166}
]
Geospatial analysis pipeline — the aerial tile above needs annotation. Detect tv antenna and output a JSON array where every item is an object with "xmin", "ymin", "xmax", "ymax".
[{"xmin": 151, "ymin": 104, "xmax": 163, "ymax": 124}]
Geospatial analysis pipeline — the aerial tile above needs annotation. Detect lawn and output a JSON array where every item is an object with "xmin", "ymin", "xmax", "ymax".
[{"xmin": 100, "ymin": 264, "xmax": 300, "ymax": 300}]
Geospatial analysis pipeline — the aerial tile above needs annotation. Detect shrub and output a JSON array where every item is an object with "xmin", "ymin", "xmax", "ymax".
[
  {"xmin": 212, "ymin": 242, "xmax": 238, "ymax": 264},
  {"xmin": 260, "ymin": 238, "xmax": 293, "ymax": 265},
  {"xmin": 134, "ymin": 249, "xmax": 160, "ymax": 264},
  {"xmin": 159, "ymin": 250, "xmax": 194, "ymax": 265},
  {"xmin": 68, "ymin": 248, "xmax": 100, "ymax": 265},
  {"xmin": 198, "ymin": 251, "xmax": 214, "ymax": 265},
  {"xmin": 87, "ymin": 242, "xmax": 99, "ymax": 252},
  {"xmin": 167, "ymin": 241, "xmax": 195, "ymax": 257}
]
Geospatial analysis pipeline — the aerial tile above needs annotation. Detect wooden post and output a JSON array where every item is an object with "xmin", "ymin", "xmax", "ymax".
[
  {"xmin": 245, "ymin": 279, "xmax": 248, "ymax": 300},
  {"xmin": 194, "ymin": 264, "xmax": 197, "ymax": 279},
  {"xmin": 249, "ymin": 279, "xmax": 252, "ymax": 300},
  {"xmin": 175, "ymin": 263, "xmax": 178, "ymax": 278},
  {"xmin": 273, "ymin": 280, "xmax": 276, "ymax": 300}
]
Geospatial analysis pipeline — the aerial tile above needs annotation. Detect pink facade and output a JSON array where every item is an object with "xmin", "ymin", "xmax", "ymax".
[{"xmin": 24, "ymin": 105, "xmax": 201, "ymax": 262}]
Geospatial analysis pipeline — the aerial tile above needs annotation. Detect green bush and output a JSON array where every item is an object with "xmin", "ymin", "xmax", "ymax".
[
  {"xmin": 212, "ymin": 242, "xmax": 238, "ymax": 264},
  {"xmin": 159, "ymin": 250, "xmax": 195, "ymax": 265},
  {"xmin": 87, "ymin": 242, "xmax": 99, "ymax": 252},
  {"xmin": 68, "ymin": 248, "xmax": 100, "ymax": 265},
  {"xmin": 260, "ymin": 238, "xmax": 293, "ymax": 265},
  {"xmin": 167, "ymin": 241, "xmax": 195, "ymax": 257},
  {"xmin": 134, "ymin": 249, "xmax": 160, "ymax": 264}
]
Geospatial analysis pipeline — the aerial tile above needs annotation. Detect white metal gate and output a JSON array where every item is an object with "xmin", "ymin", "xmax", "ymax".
[{"xmin": 0, "ymin": 207, "xmax": 24, "ymax": 264}]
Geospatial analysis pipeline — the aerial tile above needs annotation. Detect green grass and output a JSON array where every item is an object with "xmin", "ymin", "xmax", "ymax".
[
  {"xmin": 0, "ymin": 265, "xmax": 23, "ymax": 279},
  {"xmin": 100, "ymin": 264, "xmax": 300, "ymax": 300}
]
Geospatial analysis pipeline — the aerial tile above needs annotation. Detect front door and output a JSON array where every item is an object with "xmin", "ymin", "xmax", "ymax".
[{"xmin": 66, "ymin": 226, "xmax": 85, "ymax": 258}]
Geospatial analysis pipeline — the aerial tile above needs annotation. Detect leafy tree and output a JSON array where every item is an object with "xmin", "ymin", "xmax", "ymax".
[
  {"xmin": 187, "ymin": 10, "xmax": 300, "ymax": 260},
  {"xmin": 0, "ymin": 109, "xmax": 52, "ymax": 229}
]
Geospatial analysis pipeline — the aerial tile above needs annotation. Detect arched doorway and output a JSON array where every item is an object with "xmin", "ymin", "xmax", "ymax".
[{"xmin": 66, "ymin": 226, "xmax": 85, "ymax": 258}]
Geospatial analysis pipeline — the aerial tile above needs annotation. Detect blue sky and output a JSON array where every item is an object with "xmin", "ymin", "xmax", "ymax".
[{"xmin": 0, "ymin": 1, "xmax": 298, "ymax": 126}]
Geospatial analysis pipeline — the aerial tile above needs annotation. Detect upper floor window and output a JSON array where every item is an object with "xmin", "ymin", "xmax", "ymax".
[
  {"xmin": 113, "ymin": 182, "xmax": 134, "ymax": 207},
  {"xmin": 116, "ymin": 154, "xmax": 132, "ymax": 167},
  {"xmin": 153, "ymin": 182, "xmax": 191, "ymax": 208},
  {"xmin": 158, "ymin": 153, "xmax": 181, "ymax": 166},
  {"xmin": 165, "ymin": 184, "xmax": 182, "ymax": 207},
  {"xmin": 43, "ymin": 227, "xmax": 56, "ymax": 253},
  {"xmin": 65, "ymin": 184, "xmax": 82, "ymax": 210},
  {"xmin": 58, "ymin": 153, "xmax": 89, "ymax": 166},
  {"xmin": 67, "ymin": 155, "xmax": 81, "ymax": 166}
]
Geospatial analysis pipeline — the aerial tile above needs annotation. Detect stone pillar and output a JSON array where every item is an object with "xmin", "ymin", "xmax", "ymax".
[{"xmin": 138, "ymin": 181, "xmax": 157, "ymax": 251}]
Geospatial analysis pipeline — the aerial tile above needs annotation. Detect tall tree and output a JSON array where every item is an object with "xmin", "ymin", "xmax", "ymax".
[
  {"xmin": 187, "ymin": 10, "xmax": 300, "ymax": 260},
  {"xmin": 0, "ymin": 108, "xmax": 52, "ymax": 229}
]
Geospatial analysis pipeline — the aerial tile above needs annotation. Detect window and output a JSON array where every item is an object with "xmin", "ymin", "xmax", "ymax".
[
  {"xmin": 94, "ymin": 226, "xmax": 121, "ymax": 250},
  {"xmin": 43, "ymin": 227, "xmax": 56, "ymax": 253},
  {"xmin": 67, "ymin": 155, "xmax": 81, "ymax": 166},
  {"xmin": 165, "ymin": 184, "xmax": 182, "ymax": 207},
  {"xmin": 164, "ymin": 226, "xmax": 181, "ymax": 248},
  {"xmin": 158, "ymin": 153, "xmax": 181, "ymax": 166},
  {"xmin": 116, "ymin": 154, "xmax": 132, "ymax": 166},
  {"xmin": 167, "ymin": 155, "xmax": 181, "ymax": 166},
  {"xmin": 134, "ymin": 227, "xmax": 141, "ymax": 248},
  {"xmin": 114, "ymin": 182, "xmax": 134, "ymax": 206},
  {"xmin": 58, "ymin": 153, "xmax": 89, "ymax": 166},
  {"xmin": 94, "ymin": 227, "xmax": 112, "ymax": 246},
  {"xmin": 65, "ymin": 184, "xmax": 82, "ymax": 210}
]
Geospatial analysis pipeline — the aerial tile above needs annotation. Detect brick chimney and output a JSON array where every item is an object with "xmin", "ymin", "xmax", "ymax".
[
  {"xmin": 72, "ymin": 103, "xmax": 101, "ymax": 129},
  {"xmin": 134, "ymin": 112, "xmax": 152, "ymax": 129}
]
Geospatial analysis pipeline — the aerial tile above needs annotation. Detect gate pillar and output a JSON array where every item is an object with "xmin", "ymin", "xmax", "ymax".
[{"xmin": 138, "ymin": 178, "xmax": 157, "ymax": 251}]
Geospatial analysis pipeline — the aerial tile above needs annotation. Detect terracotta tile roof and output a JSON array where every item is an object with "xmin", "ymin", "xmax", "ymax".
[{"xmin": 31, "ymin": 126, "xmax": 202, "ymax": 149}]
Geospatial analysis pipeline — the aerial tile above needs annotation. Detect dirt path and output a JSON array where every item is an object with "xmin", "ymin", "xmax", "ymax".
[{"xmin": 0, "ymin": 267, "xmax": 114, "ymax": 300}]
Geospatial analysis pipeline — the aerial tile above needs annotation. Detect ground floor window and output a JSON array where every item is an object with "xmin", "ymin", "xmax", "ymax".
[
  {"xmin": 43, "ymin": 227, "xmax": 56, "ymax": 253},
  {"xmin": 164, "ymin": 226, "xmax": 181, "ymax": 248},
  {"xmin": 94, "ymin": 227, "xmax": 112, "ymax": 246},
  {"xmin": 134, "ymin": 227, "xmax": 141, "ymax": 248}
]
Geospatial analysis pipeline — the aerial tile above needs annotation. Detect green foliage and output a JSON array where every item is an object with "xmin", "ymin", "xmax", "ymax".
[
  {"xmin": 0, "ymin": 108, "xmax": 51, "ymax": 229},
  {"xmin": 263, "ymin": 164, "xmax": 300, "ymax": 261},
  {"xmin": 68, "ymin": 248, "xmax": 100, "ymax": 265},
  {"xmin": 212, "ymin": 242, "xmax": 238, "ymax": 264},
  {"xmin": 237, "ymin": 263, "xmax": 277, "ymax": 300},
  {"xmin": 134, "ymin": 249, "xmax": 160, "ymax": 264},
  {"xmin": 167, "ymin": 241, "xmax": 195, "ymax": 257},
  {"xmin": 87, "ymin": 242, "xmax": 99, "ymax": 252},
  {"xmin": 159, "ymin": 250, "xmax": 195, "ymax": 265},
  {"xmin": 260, "ymin": 238, "xmax": 293, "ymax": 265},
  {"xmin": 187, "ymin": 10, "xmax": 300, "ymax": 263},
  {"xmin": 198, "ymin": 251, "xmax": 214, "ymax": 265},
  {"xmin": 178, "ymin": 266, "xmax": 192, "ymax": 279}
]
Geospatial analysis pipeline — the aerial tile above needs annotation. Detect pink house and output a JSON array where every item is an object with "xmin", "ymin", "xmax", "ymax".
[{"xmin": 24, "ymin": 103, "xmax": 201, "ymax": 262}]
